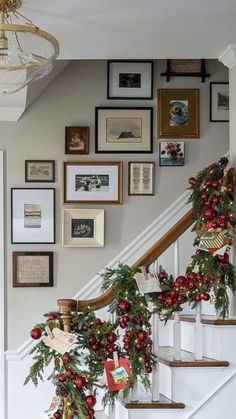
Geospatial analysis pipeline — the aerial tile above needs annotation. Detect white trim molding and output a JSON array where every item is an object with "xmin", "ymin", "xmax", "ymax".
[
  {"xmin": 219, "ymin": 45, "xmax": 236, "ymax": 69},
  {"xmin": 0, "ymin": 151, "xmax": 5, "ymax": 419}
]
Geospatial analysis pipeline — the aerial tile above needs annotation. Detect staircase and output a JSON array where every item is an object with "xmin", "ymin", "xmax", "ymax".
[{"xmin": 5, "ymin": 171, "xmax": 236, "ymax": 419}]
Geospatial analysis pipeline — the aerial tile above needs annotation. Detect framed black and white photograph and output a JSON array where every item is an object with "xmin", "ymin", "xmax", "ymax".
[
  {"xmin": 12, "ymin": 251, "xmax": 53, "ymax": 287},
  {"xmin": 65, "ymin": 126, "xmax": 89, "ymax": 154},
  {"xmin": 128, "ymin": 162, "xmax": 155, "ymax": 196},
  {"xmin": 25, "ymin": 160, "xmax": 55, "ymax": 182},
  {"xmin": 63, "ymin": 161, "xmax": 123, "ymax": 204},
  {"xmin": 107, "ymin": 60, "xmax": 153, "ymax": 99},
  {"xmin": 210, "ymin": 82, "xmax": 229, "ymax": 122},
  {"xmin": 159, "ymin": 141, "xmax": 185, "ymax": 166},
  {"xmin": 11, "ymin": 188, "xmax": 55, "ymax": 244},
  {"xmin": 62, "ymin": 209, "xmax": 104, "ymax": 247},
  {"xmin": 95, "ymin": 107, "xmax": 153, "ymax": 153}
]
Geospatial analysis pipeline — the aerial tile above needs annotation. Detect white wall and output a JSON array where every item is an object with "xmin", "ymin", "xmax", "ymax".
[{"xmin": 0, "ymin": 59, "xmax": 229, "ymax": 349}]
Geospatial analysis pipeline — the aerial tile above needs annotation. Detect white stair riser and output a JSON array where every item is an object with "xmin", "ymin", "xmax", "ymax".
[
  {"xmin": 115, "ymin": 400, "xmax": 186, "ymax": 419},
  {"xmin": 180, "ymin": 322, "xmax": 236, "ymax": 363}
]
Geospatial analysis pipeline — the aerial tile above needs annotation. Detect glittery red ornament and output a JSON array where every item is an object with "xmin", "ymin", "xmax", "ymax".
[
  {"xmin": 85, "ymin": 395, "xmax": 97, "ymax": 408},
  {"xmin": 107, "ymin": 332, "xmax": 117, "ymax": 343},
  {"xmin": 30, "ymin": 327, "xmax": 42, "ymax": 340},
  {"xmin": 58, "ymin": 374, "xmax": 66, "ymax": 383},
  {"xmin": 118, "ymin": 300, "xmax": 130, "ymax": 313},
  {"xmin": 62, "ymin": 353, "xmax": 72, "ymax": 364},
  {"xmin": 136, "ymin": 330, "xmax": 148, "ymax": 341},
  {"xmin": 74, "ymin": 376, "xmax": 87, "ymax": 388},
  {"xmin": 188, "ymin": 177, "xmax": 196, "ymax": 185}
]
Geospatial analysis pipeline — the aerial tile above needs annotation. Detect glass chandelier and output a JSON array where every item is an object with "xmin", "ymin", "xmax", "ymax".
[{"xmin": 0, "ymin": 0, "xmax": 59, "ymax": 94}]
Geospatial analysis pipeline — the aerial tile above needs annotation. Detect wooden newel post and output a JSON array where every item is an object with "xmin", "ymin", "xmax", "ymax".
[{"xmin": 57, "ymin": 299, "xmax": 77, "ymax": 332}]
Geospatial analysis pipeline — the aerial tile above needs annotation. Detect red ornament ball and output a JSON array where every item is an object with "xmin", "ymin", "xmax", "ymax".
[
  {"xmin": 195, "ymin": 294, "xmax": 202, "ymax": 302},
  {"xmin": 85, "ymin": 395, "xmax": 97, "ymax": 408},
  {"xmin": 30, "ymin": 327, "xmax": 42, "ymax": 340},
  {"xmin": 165, "ymin": 296, "xmax": 175, "ymax": 307},
  {"xmin": 54, "ymin": 412, "xmax": 62, "ymax": 419},
  {"xmin": 62, "ymin": 353, "xmax": 72, "ymax": 364},
  {"xmin": 118, "ymin": 300, "xmax": 130, "ymax": 313},
  {"xmin": 195, "ymin": 249, "xmax": 202, "ymax": 256},
  {"xmin": 158, "ymin": 271, "xmax": 167, "ymax": 280},
  {"xmin": 218, "ymin": 253, "xmax": 229, "ymax": 264},
  {"xmin": 58, "ymin": 374, "xmax": 66, "ymax": 383},
  {"xmin": 107, "ymin": 332, "xmax": 117, "ymax": 343},
  {"xmin": 145, "ymin": 365, "xmax": 153, "ymax": 373},
  {"xmin": 201, "ymin": 192, "xmax": 208, "ymax": 201},
  {"xmin": 157, "ymin": 293, "xmax": 165, "ymax": 302},
  {"xmin": 135, "ymin": 342, "xmax": 144, "ymax": 351},
  {"xmin": 66, "ymin": 369, "xmax": 75, "ymax": 378},
  {"xmin": 204, "ymin": 208, "xmax": 215, "ymax": 219},
  {"xmin": 82, "ymin": 324, "xmax": 89, "ymax": 332},
  {"xmin": 136, "ymin": 330, "xmax": 148, "ymax": 341},
  {"xmin": 74, "ymin": 375, "xmax": 87, "ymax": 388},
  {"xmin": 227, "ymin": 184, "xmax": 234, "ymax": 194},
  {"xmin": 188, "ymin": 177, "xmax": 196, "ymax": 185},
  {"xmin": 202, "ymin": 293, "xmax": 210, "ymax": 301},
  {"xmin": 212, "ymin": 195, "xmax": 220, "ymax": 205}
]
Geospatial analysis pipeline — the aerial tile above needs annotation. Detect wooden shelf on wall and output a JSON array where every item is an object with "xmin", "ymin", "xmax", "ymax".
[{"xmin": 161, "ymin": 59, "xmax": 210, "ymax": 82}]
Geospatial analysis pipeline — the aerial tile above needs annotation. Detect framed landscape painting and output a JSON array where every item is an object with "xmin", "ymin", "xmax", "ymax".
[
  {"xmin": 63, "ymin": 161, "xmax": 123, "ymax": 204},
  {"xmin": 107, "ymin": 60, "xmax": 153, "ymax": 99},
  {"xmin": 11, "ymin": 188, "xmax": 55, "ymax": 243},
  {"xmin": 157, "ymin": 89, "xmax": 200, "ymax": 138},
  {"xmin": 62, "ymin": 209, "xmax": 104, "ymax": 247},
  {"xmin": 210, "ymin": 82, "xmax": 229, "ymax": 122},
  {"xmin": 25, "ymin": 160, "xmax": 55, "ymax": 182},
  {"xmin": 95, "ymin": 107, "xmax": 153, "ymax": 153}
]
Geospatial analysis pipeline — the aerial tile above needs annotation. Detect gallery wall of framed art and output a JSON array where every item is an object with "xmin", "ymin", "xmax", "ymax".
[{"xmin": 5, "ymin": 59, "xmax": 229, "ymax": 348}]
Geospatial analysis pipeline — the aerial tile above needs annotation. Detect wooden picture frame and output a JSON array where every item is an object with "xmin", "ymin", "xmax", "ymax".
[
  {"xmin": 65, "ymin": 126, "xmax": 89, "ymax": 154},
  {"xmin": 107, "ymin": 60, "xmax": 153, "ymax": 99},
  {"xmin": 11, "ymin": 188, "xmax": 55, "ymax": 244},
  {"xmin": 159, "ymin": 141, "xmax": 185, "ymax": 166},
  {"xmin": 25, "ymin": 160, "xmax": 55, "ymax": 183},
  {"xmin": 63, "ymin": 161, "xmax": 123, "ymax": 204},
  {"xmin": 157, "ymin": 89, "xmax": 200, "ymax": 138},
  {"xmin": 210, "ymin": 82, "xmax": 229, "ymax": 122},
  {"xmin": 12, "ymin": 251, "xmax": 53, "ymax": 287},
  {"xmin": 128, "ymin": 162, "xmax": 155, "ymax": 195},
  {"xmin": 62, "ymin": 209, "xmax": 105, "ymax": 247},
  {"xmin": 161, "ymin": 59, "xmax": 210, "ymax": 83},
  {"xmin": 95, "ymin": 107, "xmax": 153, "ymax": 153}
]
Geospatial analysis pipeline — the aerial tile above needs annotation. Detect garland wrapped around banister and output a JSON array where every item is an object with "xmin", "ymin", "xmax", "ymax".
[{"xmin": 25, "ymin": 157, "xmax": 236, "ymax": 419}]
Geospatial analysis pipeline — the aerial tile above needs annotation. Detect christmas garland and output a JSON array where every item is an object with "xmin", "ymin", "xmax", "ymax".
[{"xmin": 25, "ymin": 157, "xmax": 236, "ymax": 418}]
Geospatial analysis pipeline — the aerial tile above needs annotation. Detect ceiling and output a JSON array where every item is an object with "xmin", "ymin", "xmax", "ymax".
[{"xmin": 21, "ymin": 0, "xmax": 236, "ymax": 60}]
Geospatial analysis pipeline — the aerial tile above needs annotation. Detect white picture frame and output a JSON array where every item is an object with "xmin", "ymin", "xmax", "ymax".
[
  {"xmin": 62, "ymin": 209, "xmax": 105, "ymax": 247},
  {"xmin": 11, "ymin": 188, "xmax": 55, "ymax": 244}
]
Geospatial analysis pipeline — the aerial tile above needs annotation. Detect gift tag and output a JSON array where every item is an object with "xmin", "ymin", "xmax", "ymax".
[
  {"xmin": 104, "ymin": 355, "xmax": 131, "ymax": 391},
  {"xmin": 43, "ymin": 327, "xmax": 77, "ymax": 355},
  {"xmin": 135, "ymin": 272, "xmax": 162, "ymax": 294}
]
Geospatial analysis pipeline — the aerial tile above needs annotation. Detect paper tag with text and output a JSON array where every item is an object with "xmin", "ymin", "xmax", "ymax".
[
  {"xmin": 104, "ymin": 358, "xmax": 131, "ymax": 391},
  {"xmin": 135, "ymin": 272, "xmax": 162, "ymax": 294},
  {"xmin": 43, "ymin": 327, "xmax": 77, "ymax": 355},
  {"xmin": 45, "ymin": 396, "xmax": 61, "ymax": 415}
]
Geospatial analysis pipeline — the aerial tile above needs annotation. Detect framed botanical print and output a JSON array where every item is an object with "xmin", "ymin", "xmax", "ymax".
[
  {"xmin": 62, "ymin": 209, "xmax": 104, "ymax": 247},
  {"xmin": 11, "ymin": 188, "xmax": 55, "ymax": 244},
  {"xmin": 63, "ymin": 161, "xmax": 123, "ymax": 204},
  {"xmin": 65, "ymin": 126, "xmax": 89, "ymax": 154},
  {"xmin": 95, "ymin": 107, "xmax": 153, "ymax": 153},
  {"xmin": 210, "ymin": 82, "xmax": 229, "ymax": 122},
  {"xmin": 12, "ymin": 251, "xmax": 53, "ymax": 287},
  {"xmin": 159, "ymin": 141, "xmax": 185, "ymax": 166},
  {"xmin": 107, "ymin": 60, "xmax": 153, "ymax": 99},
  {"xmin": 128, "ymin": 162, "xmax": 155, "ymax": 195},
  {"xmin": 157, "ymin": 89, "xmax": 200, "ymax": 138}
]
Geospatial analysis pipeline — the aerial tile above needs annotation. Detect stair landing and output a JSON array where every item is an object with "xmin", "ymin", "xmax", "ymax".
[{"xmin": 158, "ymin": 346, "xmax": 229, "ymax": 367}]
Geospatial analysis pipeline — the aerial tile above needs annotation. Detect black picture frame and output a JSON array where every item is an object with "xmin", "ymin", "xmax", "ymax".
[
  {"xmin": 128, "ymin": 161, "xmax": 155, "ymax": 196},
  {"xmin": 210, "ymin": 82, "xmax": 229, "ymax": 122},
  {"xmin": 11, "ymin": 188, "xmax": 55, "ymax": 244},
  {"xmin": 107, "ymin": 60, "xmax": 153, "ymax": 100},
  {"xmin": 95, "ymin": 107, "xmax": 153, "ymax": 154},
  {"xmin": 25, "ymin": 160, "xmax": 55, "ymax": 183}
]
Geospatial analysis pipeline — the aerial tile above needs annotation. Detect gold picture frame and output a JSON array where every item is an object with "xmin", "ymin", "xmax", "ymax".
[{"xmin": 157, "ymin": 89, "xmax": 200, "ymax": 138}]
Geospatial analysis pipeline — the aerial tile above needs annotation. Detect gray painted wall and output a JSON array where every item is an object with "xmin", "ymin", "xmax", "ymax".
[{"xmin": 0, "ymin": 59, "xmax": 228, "ymax": 348}]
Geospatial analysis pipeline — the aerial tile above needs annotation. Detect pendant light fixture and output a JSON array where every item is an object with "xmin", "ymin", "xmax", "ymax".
[{"xmin": 0, "ymin": 0, "xmax": 59, "ymax": 94}]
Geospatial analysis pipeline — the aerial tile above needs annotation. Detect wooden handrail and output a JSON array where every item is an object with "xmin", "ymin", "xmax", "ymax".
[{"xmin": 58, "ymin": 167, "xmax": 236, "ymax": 325}]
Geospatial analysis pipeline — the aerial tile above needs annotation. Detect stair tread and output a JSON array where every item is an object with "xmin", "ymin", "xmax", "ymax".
[
  {"xmin": 179, "ymin": 314, "xmax": 236, "ymax": 325},
  {"xmin": 118, "ymin": 393, "xmax": 185, "ymax": 409},
  {"xmin": 158, "ymin": 346, "xmax": 229, "ymax": 367}
]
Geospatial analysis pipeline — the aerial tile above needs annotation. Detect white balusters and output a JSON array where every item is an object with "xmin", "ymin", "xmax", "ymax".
[
  {"xmin": 152, "ymin": 311, "xmax": 160, "ymax": 401},
  {"xmin": 173, "ymin": 240, "xmax": 182, "ymax": 360},
  {"xmin": 130, "ymin": 381, "xmax": 139, "ymax": 402},
  {"xmin": 194, "ymin": 302, "xmax": 203, "ymax": 360}
]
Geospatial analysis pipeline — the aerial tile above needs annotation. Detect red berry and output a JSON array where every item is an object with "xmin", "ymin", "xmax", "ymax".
[
  {"xmin": 195, "ymin": 294, "xmax": 202, "ymax": 302},
  {"xmin": 145, "ymin": 365, "xmax": 153, "ymax": 373},
  {"xmin": 202, "ymin": 293, "xmax": 210, "ymax": 301},
  {"xmin": 88, "ymin": 336, "xmax": 96, "ymax": 345},
  {"xmin": 158, "ymin": 271, "xmax": 167, "ymax": 280},
  {"xmin": 74, "ymin": 376, "xmax": 87, "ymax": 388},
  {"xmin": 95, "ymin": 318, "xmax": 102, "ymax": 325},
  {"xmin": 47, "ymin": 313, "xmax": 58, "ymax": 320},
  {"xmin": 58, "ymin": 374, "xmax": 66, "ymax": 383},
  {"xmin": 205, "ymin": 180, "xmax": 212, "ymax": 187},
  {"xmin": 211, "ymin": 220, "xmax": 218, "ymax": 229},
  {"xmin": 227, "ymin": 184, "xmax": 234, "ymax": 194},
  {"xmin": 201, "ymin": 192, "xmax": 208, "ymax": 201},
  {"xmin": 212, "ymin": 195, "xmax": 220, "ymax": 205},
  {"xmin": 211, "ymin": 180, "xmax": 219, "ymax": 189},
  {"xmin": 125, "ymin": 330, "xmax": 132, "ymax": 338},
  {"xmin": 122, "ymin": 315, "xmax": 130, "ymax": 323},
  {"xmin": 195, "ymin": 249, "xmax": 202, "ymax": 256},
  {"xmin": 165, "ymin": 296, "xmax": 175, "ymax": 307},
  {"xmin": 30, "ymin": 327, "xmax": 42, "ymax": 340},
  {"xmin": 85, "ymin": 395, "xmax": 97, "ymax": 408},
  {"xmin": 135, "ymin": 342, "xmax": 144, "ymax": 351},
  {"xmin": 218, "ymin": 253, "xmax": 229, "ymax": 264},
  {"xmin": 82, "ymin": 324, "xmax": 89, "ymax": 332},
  {"xmin": 204, "ymin": 208, "xmax": 215, "ymax": 219},
  {"xmin": 62, "ymin": 353, "xmax": 72, "ymax": 364},
  {"xmin": 157, "ymin": 293, "xmax": 165, "ymax": 302},
  {"xmin": 219, "ymin": 214, "xmax": 228, "ymax": 221},
  {"xmin": 124, "ymin": 343, "xmax": 130, "ymax": 351},
  {"xmin": 177, "ymin": 295, "xmax": 185, "ymax": 304},
  {"xmin": 120, "ymin": 321, "xmax": 127, "ymax": 329},
  {"xmin": 91, "ymin": 343, "xmax": 99, "ymax": 351}
]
